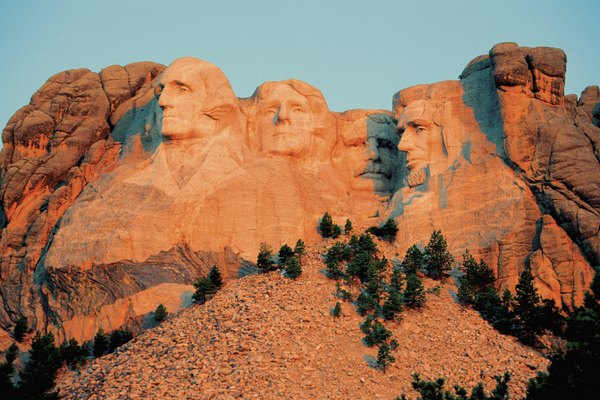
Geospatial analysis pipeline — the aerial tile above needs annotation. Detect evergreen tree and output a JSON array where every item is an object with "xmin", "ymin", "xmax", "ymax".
[
  {"xmin": 319, "ymin": 212, "xmax": 335, "ymax": 238},
  {"xmin": 363, "ymin": 320, "xmax": 392, "ymax": 347},
  {"xmin": 278, "ymin": 244, "xmax": 295, "ymax": 267},
  {"xmin": 257, "ymin": 242, "xmax": 275, "ymax": 273},
  {"xmin": 284, "ymin": 256, "xmax": 302, "ymax": 279},
  {"xmin": 356, "ymin": 291, "xmax": 378, "ymax": 316},
  {"xmin": 332, "ymin": 301, "xmax": 342, "ymax": 317},
  {"xmin": 367, "ymin": 218, "xmax": 399, "ymax": 242},
  {"xmin": 93, "ymin": 328, "xmax": 108, "ymax": 358},
  {"xmin": 376, "ymin": 339, "xmax": 398, "ymax": 372},
  {"xmin": 423, "ymin": 230, "xmax": 454, "ymax": 279},
  {"xmin": 153, "ymin": 304, "xmax": 168, "ymax": 323},
  {"xmin": 14, "ymin": 316, "xmax": 28, "ymax": 342},
  {"xmin": 357, "ymin": 233, "xmax": 377, "ymax": 256},
  {"xmin": 208, "ymin": 265, "xmax": 223, "ymax": 289},
  {"xmin": 457, "ymin": 250, "xmax": 495, "ymax": 305},
  {"xmin": 332, "ymin": 224, "xmax": 342, "ymax": 238},
  {"xmin": 19, "ymin": 331, "xmax": 61, "ymax": 400},
  {"xmin": 404, "ymin": 273, "xmax": 426, "ymax": 309},
  {"xmin": 526, "ymin": 267, "xmax": 600, "ymax": 399},
  {"xmin": 59, "ymin": 337, "xmax": 87, "ymax": 369},
  {"xmin": 514, "ymin": 269, "xmax": 543, "ymax": 345},
  {"xmin": 108, "ymin": 329, "xmax": 133, "ymax": 352},
  {"xmin": 382, "ymin": 289, "xmax": 403, "ymax": 321},
  {"xmin": 0, "ymin": 343, "xmax": 18, "ymax": 397},
  {"xmin": 401, "ymin": 244, "xmax": 424, "ymax": 275},
  {"xmin": 390, "ymin": 265, "xmax": 405, "ymax": 292},
  {"xmin": 192, "ymin": 276, "xmax": 217, "ymax": 304},
  {"xmin": 293, "ymin": 239, "xmax": 306, "ymax": 262},
  {"xmin": 344, "ymin": 219, "xmax": 353, "ymax": 235},
  {"xmin": 347, "ymin": 251, "xmax": 374, "ymax": 283}
]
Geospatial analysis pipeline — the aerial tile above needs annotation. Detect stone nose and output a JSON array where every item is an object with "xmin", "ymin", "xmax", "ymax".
[{"xmin": 398, "ymin": 131, "xmax": 413, "ymax": 152}]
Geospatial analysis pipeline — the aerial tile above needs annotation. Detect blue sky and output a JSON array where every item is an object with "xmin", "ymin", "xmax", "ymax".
[{"xmin": 1, "ymin": 0, "xmax": 598, "ymax": 130}]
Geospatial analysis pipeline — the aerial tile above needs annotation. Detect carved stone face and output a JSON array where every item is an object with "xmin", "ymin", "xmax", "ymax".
[
  {"xmin": 360, "ymin": 117, "xmax": 398, "ymax": 188},
  {"xmin": 396, "ymin": 99, "xmax": 443, "ymax": 184},
  {"xmin": 257, "ymin": 84, "xmax": 314, "ymax": 156}
]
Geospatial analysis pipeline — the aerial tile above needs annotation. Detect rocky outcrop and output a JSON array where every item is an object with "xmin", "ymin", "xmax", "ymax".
[
  {"xmin": 0, "ymin": 62, "xmax": 164, "ymax": 339},
  {"xmin": 57, "ymin": 244, "xmax": 549, "ymax": 399},
  {"xmin": 0, "ymin": 45, "xmax": 598, "ymax": 344}
]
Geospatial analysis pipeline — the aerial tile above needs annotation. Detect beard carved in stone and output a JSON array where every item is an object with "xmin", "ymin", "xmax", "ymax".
[{"xmin": 393, "ymin": 84, "xmax": 466, "ymax": 188}]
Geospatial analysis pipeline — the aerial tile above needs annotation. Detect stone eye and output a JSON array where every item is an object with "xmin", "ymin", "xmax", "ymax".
[{"xmin": 416, "ymin": 126, "xmax": 427, "ymax": 135}]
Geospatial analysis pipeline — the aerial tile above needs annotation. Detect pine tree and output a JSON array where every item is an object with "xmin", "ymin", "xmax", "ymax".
[
  {"xmin": 93, "ymin": 328, "xmax": 108, "ymax": 358},
  {"xmin": 404, "ymin": 273, "xmax": 426, "ymax": 309},
  {"xmin": 208, "ymin": 265, "xmax": 223, "ymax": 289},
  {"xmin": 14, "ymin": 316, "xmax": 28, "ymax": 342},
  {"xmin": 367, "ymin": 218, "xmax": 399, "ymax": 242},
  {"xmin": 108, "ymin": 329, "xmax": 133, "ymax": 352},
  {"xmin": 59, "ymin": 337, "xmax": 87, "ymax": 369},
  {"xmin": 363, "ymin": 320, "xmax": 392, "ymax": 347},
  {"xmin": 284, "ymin": 256, "xmax": 302, "ymax": 279},
  {"xmin": 278, "ymin": 244, "xmax": 295, "ymax": 267},
  {"xmin": 526, "ymin": 267, "xmax": 600, "ymax": 399},
  {"xmin": 376, "ymin": 339, "xmax": 398, "ymax": 372},
  {"xmin": 382, "ymin": 288, "xmax": 403, "ymax": 321},
  {"xmin": 293, "ymin": 239, "xmax": 306, "ymax": 262},
  {"xmin": 401, "ymin": 244, "xmax": 423, "ymax": 275},
  {"xmin": 192, "ymin": 276, "xmax": 217, "ymax": 304},
  {"xmin": 19, "ymin": 331, "xmax": 61, "ymax": 400},
  {"xmin": 332, "ymin": 301, "xmax": 342, "ymax": 317},
  {"xmin": 0, "ymin": 343, "xmax": 18, "ymax": 397},
  {"xmin": 390, "ymin": 265, "xmax": 404, "ymax": 292},
  {"xmin": 153, "ymin": 304, "xmax": 168, "ymax": 323},
  {"xmin": 257, "ymin": 242, "xmax": 275, "ymax": 273},
  {"xmin": 457, "ymin": 250, "xmax": 495, "ymax": 305},
  {"xmin": 344, "ymin": 219, "xmax": 353, "ymax": 235},
  {"xmin": 514, "ymin": 268, "xmax": 543, "ymax": 345},
  {"xmin": 423, "ymin": 230, "xmax": 453, "ymax": 279},
  {"xmin": 319, "ymin": 212, "xmax": 335, "ymax": 238}
]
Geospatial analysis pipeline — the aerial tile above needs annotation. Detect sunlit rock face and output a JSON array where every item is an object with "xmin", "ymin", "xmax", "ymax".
[{"xmin": 0, "ymin": 44, "xmax": 598, "ymax": 343}]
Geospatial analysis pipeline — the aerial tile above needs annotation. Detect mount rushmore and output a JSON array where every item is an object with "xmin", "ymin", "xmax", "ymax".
[{"xmin": 0, "ymin": 42, "xmax": 598, "ymax": 344}]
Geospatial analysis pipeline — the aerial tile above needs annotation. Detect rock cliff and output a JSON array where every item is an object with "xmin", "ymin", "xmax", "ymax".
[{"xmin": 0, "ymin": 44, "xmax": 597, "ymax": 344}]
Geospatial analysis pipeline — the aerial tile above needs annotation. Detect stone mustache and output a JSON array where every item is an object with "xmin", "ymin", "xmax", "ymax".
[{"xmin": 0, "ymin": 43, "xmax": 598, "ymax": 344}]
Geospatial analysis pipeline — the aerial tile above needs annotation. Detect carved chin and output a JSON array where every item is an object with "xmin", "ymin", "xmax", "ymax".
[{"xmin": 406, "ymin": 168, "xmax": 427, "ymax": 187}]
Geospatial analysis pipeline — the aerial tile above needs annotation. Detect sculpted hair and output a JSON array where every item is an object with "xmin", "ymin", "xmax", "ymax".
[{"xmin": 247, "ymin": 79, "xmax": 332, "ymax": 153}]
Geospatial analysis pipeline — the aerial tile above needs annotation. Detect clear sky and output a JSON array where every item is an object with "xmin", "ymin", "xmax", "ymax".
[{"xmin": 1, "ymin": 0, "xmax": 598, "ymax": 131}]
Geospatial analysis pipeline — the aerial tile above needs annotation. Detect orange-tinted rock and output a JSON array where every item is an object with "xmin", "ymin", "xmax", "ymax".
[
  {"xmin": 0, "ymin": 46, "xmax": 598, "ymax": 343},
  {"xmin": 0, "ymin": 62, "xmax": 164, "ymax": 337}
]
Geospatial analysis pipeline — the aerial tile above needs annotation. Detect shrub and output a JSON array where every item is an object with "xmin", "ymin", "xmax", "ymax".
[{"xmin": 153, "ymin": 304, "xmax": 168, "ymax": 323}]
